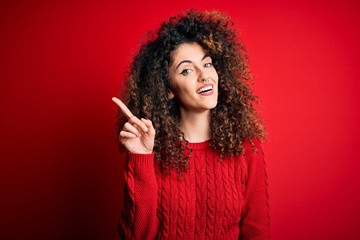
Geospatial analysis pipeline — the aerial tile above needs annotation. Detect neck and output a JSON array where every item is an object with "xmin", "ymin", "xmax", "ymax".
[{"xmin": 179, "ymin": 109, "xmax": 211, "ymax": 142}]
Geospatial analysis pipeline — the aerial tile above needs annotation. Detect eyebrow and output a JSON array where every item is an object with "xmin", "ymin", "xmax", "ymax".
[{"xmin": 175, "ymin": 54, "xmax": 211, "ymax": 69}]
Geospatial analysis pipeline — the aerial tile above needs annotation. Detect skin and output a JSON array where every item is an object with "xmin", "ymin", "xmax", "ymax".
[
  {"xmin": 112, "ymin": 97, "xmax": 155, "ymax": 154},
  {"xmin": 113, "ymin": 42, "xmax": 219, "ymax": 153},
  {"xmin": 168, "ymin": 42, "xmax": 219, "ymax": 142}
]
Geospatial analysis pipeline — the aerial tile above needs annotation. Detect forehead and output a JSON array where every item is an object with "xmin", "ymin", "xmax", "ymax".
[{"xmin": 170, "ymin": 42, "xmax": 207, "ymax": 62}]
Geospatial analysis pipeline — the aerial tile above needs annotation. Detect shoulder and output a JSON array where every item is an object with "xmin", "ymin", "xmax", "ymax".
[
  {"xmin": 242, "ymin": 138, "xmax": 264, "ymax": 156},
  {"xmin": 241, "ymin": 138, "xmax": 266, "ymax": 173}
]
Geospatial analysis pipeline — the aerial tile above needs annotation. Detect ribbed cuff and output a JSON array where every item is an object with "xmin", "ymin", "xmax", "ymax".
[{"xmin": 128, "ymin": 152, "xmax": 155, "ymax": 166}]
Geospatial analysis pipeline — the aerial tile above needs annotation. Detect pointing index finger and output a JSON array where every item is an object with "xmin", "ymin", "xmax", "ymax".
[{"xmin": 112, "ymin": 97, "xmax": 134, "ymax": 119}]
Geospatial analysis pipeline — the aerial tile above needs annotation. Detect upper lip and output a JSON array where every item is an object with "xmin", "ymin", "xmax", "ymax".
[{"xmin": 197, "ymin": 83, "xmax": 213, "ymax": 94}]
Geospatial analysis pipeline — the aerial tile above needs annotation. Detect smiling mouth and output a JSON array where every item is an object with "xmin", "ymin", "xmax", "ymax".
[{"xmin": 197, "ymin": 84, "xmax": 213, "ymax": 94}]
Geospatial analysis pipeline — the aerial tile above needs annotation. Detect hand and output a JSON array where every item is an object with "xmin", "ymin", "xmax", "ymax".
[{"xmin": 112, "ymin": 97, "xmax": 155, "ymax": 154}]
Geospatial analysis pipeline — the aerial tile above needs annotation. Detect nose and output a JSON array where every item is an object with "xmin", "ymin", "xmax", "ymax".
[{"xmin": 197, "ymin": 68, "xmax": 210, "ymax": 83}]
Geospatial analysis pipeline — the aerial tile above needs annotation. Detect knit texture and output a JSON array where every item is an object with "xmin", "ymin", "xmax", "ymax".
[{"xmin": 118, "ymin": 139, "xmax": 270, "ymax": 240}]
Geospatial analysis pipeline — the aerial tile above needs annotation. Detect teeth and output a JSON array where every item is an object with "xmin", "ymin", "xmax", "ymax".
[{"xmin": 197, "ymin": 86, "xmax": 213, "ymax": 93}]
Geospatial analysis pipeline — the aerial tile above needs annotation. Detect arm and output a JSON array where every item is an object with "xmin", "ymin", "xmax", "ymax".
[
  {"xmin": 118, "ymin": 152, "xmax": 159, "ymax": 240},
  {"xmin": 240, "ymin": 139, "xmax": 271, "ymax": 239},
  {"xmin": 112, "ymin": 97, "xmax": 158, "ymax": 239}
]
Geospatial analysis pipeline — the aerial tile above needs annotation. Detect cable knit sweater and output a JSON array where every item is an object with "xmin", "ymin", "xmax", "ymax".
[{"xmin": 118, "ymin": 139, "xmax": 270, "ymax": 240}]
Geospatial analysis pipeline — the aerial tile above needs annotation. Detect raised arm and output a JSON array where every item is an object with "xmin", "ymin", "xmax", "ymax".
[{"xmin": 113, "ymin": 97, "xmax": 159, "ymax": 239}]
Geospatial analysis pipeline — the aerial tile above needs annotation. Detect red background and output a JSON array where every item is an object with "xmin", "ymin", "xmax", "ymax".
[{"xmin": 1, "ymin": 0, "xmax": 360, "ymax": 239}]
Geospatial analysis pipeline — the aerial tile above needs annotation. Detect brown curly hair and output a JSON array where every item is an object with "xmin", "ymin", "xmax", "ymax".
[{"xmin": 117, "ymin": 9, "xmax": 265, "ymax": 172}]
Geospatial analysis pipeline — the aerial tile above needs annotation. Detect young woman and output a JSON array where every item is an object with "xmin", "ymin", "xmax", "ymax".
[{"xmin": 112, "ymin": 9, "xmax": 270, "ymax": 240}]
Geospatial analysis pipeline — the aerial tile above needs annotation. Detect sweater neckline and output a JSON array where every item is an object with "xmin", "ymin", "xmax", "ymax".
[{"xmin": 187, "ymin": 140, "xmax": 210, "ymax": 150}]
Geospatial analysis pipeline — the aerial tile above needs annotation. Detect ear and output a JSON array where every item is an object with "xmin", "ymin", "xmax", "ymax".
[{"xmin": 168, "ymin": 90, "xmax": 174, "ymax": 100}]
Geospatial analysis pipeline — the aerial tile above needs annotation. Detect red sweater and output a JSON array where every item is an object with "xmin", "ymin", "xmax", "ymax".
[{"xmin": 118, "ymin": 139, "xmax": 270, "ymax": 239}]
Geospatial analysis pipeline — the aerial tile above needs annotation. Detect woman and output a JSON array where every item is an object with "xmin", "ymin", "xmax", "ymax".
[{"xmin": 112, "ymin": 9, "xmax": 270, "ymax": 239}]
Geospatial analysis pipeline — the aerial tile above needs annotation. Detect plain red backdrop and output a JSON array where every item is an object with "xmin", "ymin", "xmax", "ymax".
[{"xmin": 1, "ymin": 0, "xmax": 360, "ymax": 239}]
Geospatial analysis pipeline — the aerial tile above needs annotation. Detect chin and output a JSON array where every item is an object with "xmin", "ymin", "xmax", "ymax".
[{"xmin": 207, "ymin": 101, "xmax": 218, "ymax": 110}]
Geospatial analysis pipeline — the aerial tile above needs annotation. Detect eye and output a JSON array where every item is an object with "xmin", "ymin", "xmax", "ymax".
[
  {"xmin": 204, "ymin": 62, "xmax": 213, "ymax": 68},
  {"xmin": 180, "ymin": 69, "xmax": 193, "ymax": 76}
]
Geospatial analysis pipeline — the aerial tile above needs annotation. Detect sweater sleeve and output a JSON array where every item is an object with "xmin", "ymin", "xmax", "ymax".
[
  {"xmin": 239, "ymin": 139, "xmax": 271, "ymax": 240},
  {"xmin": 118, "ymin": 152, "xmax": 159, "ymax": 240}
]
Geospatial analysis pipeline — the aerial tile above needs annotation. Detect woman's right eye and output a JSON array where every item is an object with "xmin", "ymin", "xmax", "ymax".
[{"xmin": 180, "ymin": 69, "xmax": 192, "ymax": 76}]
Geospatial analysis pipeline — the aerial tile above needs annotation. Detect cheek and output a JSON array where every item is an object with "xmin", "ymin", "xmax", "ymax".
[
  {"xmin": 175, "ymin": 84, "xmax": 197, "ymax": 100},
  {"xmin": 170, "ymin": 82, "xmax": 187, "ymax": 97},
  {"xmin": 212, "ymin": 68, "xmax": 219, "ymax": 80},
  {"xmin": 178, "ymin": 85, "xmax": 194, "ymax": 96}
]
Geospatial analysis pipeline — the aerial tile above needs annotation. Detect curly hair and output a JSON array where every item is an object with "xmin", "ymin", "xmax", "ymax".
[{"xmin": 117, "ymin": 9, "xmax": 265, "ymax": 173}]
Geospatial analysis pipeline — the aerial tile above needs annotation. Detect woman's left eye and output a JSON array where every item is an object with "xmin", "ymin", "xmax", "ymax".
[{"xmin": 204, "ymin": 62, "xmax": 213, "ymax": 68}]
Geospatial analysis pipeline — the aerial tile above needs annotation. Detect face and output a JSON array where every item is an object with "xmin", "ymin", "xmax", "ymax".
[{"xmin": 168, "ymin": 42, "xmax": 219, "ymax": 114}]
